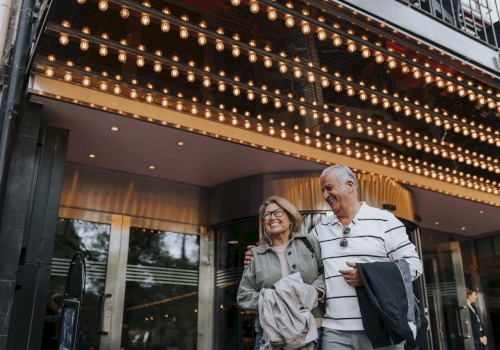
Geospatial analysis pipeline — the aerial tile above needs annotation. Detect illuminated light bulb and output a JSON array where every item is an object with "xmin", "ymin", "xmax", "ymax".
[
  {"xmin": 233, "ymin": 86, "xmax": 240, "ymax": 96},
  {"xmin": 477, "ymin": 96, "xmax": 486, "ymax": 105},
  {"xmin": 347, "ymin": 41, "xmax": 356, "ymax": 53},
  {"xmin": 299, "ymin": 107, "xmax": 307, "ymax": 116},
  {"xmin": 301, "ymin": 22, "xmax": 311, "ymax": 34},
  {"xmin": 76, "ymin": 0, "xmax": 85, "ymax": 4},
  {"xmin": 468, "ymin": 92, "xmax": 476, "ymax": 101},
  {"xmin": 333, "ymin": 83, "xmax": 342, "ymax": 92},
  {"xmin": 307, "ymin": 73, "xmax": 316, "ymax": 83},
  {"xmin": 424, "ymin": 74, "xmax": 433, "ymax": 84},
  {"xmin": 231, "ymin": 0, "xmax": 240, "ymax": 5},
  {"xmin": 59, "ymin": 33, "xmax": 69, "ymax": 45},
  {"xmin": 215, "ymin": 40, "xmax": 224, "ymax": 51},
  {"xmin": 249, "ymin": 52, "xmax": 257, "ymax": 63},
  {"xmin": 356, "ymin": 125, "xmax": 364, "ymax": 134},
  {"xmin": 279, "ymin": 62, "xmax": 287, "ymax": 74},
  {"xmin": 382, "ymin": 100, "xmax": 390, "ymax": 109},
  {"xmin": 118, "ymin": 51, "xmax": 127, "ymax": 63},
  {"xmin": 374, "ymin": 53, "xmax": 384, "ymax": 64},
  {"xmin": 161, "ymin": 20, "xmax": 171, "ymax": 32},
  {"xmin": 141, "ymin": 13, "xmax": 150, "ymax": 25},
  {"xmin": 346, "ymin": 87, "xmax": 355, "ymax": 96},
  {"xmin": 190, "ymin": 106, "xmax": 198, "ymax": 114},
  {"xmin": 412, "ymin": 69, "xmax": 421, "ymax": 79},
  {"xmin": 321, "ymin": 78, "xmax": 329, "ymax": 88},
  {"xmin": 261, "ymin": 95, "xmax": 269, "ymax": 104},
  {"xmin": 387, "ymin": 59, "xmax": 397, "ymax": 69},
  {"xmin": 401, "ymin": 64, "xmax": 410, "ymax": 74},
  {"xmin": 120, "ymin": 7, "xmax": 129, "ymax": 18},
  {"xmin": 361, "ymin": 47, "xmax": 370, "ymax": 58},
  {"xmin": 332, "ymin": 35, "xmax": 342, "ymax": 47},
  {"xmin": 231, "ymin": 46, "xmax": 240, "ymax": 57},
  {"xmin": 79, "ymin": 39, "xmax": 89, "ymax": 51},
  {"xmin": 153, "ymin": 61, "xmax": 163, "ymax": 73},
  {"xmin": 281, "ymin": 130, "xmax": 287, "ymax": 138},
  {"xmin": 146, "ymin": 94, "xmax": 153, "ymax": 103},
  {"xmin": 202, "ymin": 77, "xmax": 211, "ymax": 87},
  {"xmin": 436, "ymin": 79, "xmax": 445, "ymax": 88},
  {"xmin": 180, "ymin": 27, "xmax": 189, "ymax": 39},
  {"xmin": 100, "ymin": 81, "xmax": 108, "ymax": 91},
  {"xmin": 323, "ymin": 115, "xmax": 330, "ymax": 123},
  {"xmin": 113, "ymin": 85, "xmax": 121, "ymax": 94},
  {"xmin": 218, "ymin": 82, "xmax": 226, "ymax": 92},
  {"xmin": 136, "ymin": 56, "xmax": 145, "ymax": 67},
  {"xmin": 171, "ymin": 67, "xmax": 179, "ymax": 78},
  {"xmin": 249, "ymin": 1, "xmax": 259, "ymax": 13},
  {"xmin": 447, "ymin": 84, "xmax": 455, "ymax": 93},
  {"xmin": 371, "ymin": 95, "xmax": 379, "ymax": 105},
  {"xmin": 205, "ymin": 110, "xmax": 212, "ymax": 118},
  {"xmin": 263, "ymin": 56, "xmax": 272, "ymax": 68},
  {"xmin": 487, "ymin": 101, "xmax": 496, "ymax": 109},
  {"xmin": 359, "ymin": 91, "xmax": 368, "ymax": 101},
  {"xmin": 63, "ymin": 72, "xmax": 72, "ymax": 81},
  {"xmin": 457, "ymin": 88, "xmax": 466, "ymax": 97},
  {"xmin": 98, "ymin": 0, "xmax": 108, "ymax": 11},
  {"xmin": 187, "ymin": 71, "xmax": 195, "ymax": 82},
  {"xmin": 287, "ymin": 104, "xmax": 295, "ymax": 112},
  {"xmin": 393, "ymin": 103, "xmax": 401, "ymax": 112},
  {"xmin": 274, "ymin": 99, "xmax": 282, "ymax": 108},
  {"xmin": 244, "ymin": 120, "xmax": 251, "ymax": 128},
  {"xmin": 285, "ymin": 15, "xmax": 294, "ymax": 28},
  {"xmin": 267, "ymin": 7, "xmax": 277, "ymax": 21},
  {"xmin": 176, "ymin": 102, "xmax": 183, "ymax": 111},
  {"xmin": 317, "ymin": 29, "xmax": 327, "ymax": 41},
  {"xmin": 82, "ymin": 76, "xmax": 90, "ymax": 86},
  {"xmin": 293, "ymin": 68, "xmax": 302, "ymax": 78},
  {"xmin": 247, "ymin": 91, "xmax": 255, "ymax": 100},
  {"xmin": 99, "ymin": 45, "xmax": 108, "ymax": 56}
]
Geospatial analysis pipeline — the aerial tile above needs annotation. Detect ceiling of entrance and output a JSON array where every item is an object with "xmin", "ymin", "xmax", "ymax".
[{"xmin": 34, "ymin": 95, "xmax": 500, "ymax": 237}]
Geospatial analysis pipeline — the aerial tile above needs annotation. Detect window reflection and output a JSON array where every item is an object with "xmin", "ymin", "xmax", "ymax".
[{"xmin": 121, "ymin": 228, "xmax": 199, "ymax": 350}]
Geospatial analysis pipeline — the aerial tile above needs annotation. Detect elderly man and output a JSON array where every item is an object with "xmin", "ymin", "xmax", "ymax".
[
  {"xmin": 316, "ymin": 165, "xmax": 423, "ymax": 349},
  {"xmin": 245, "ymin": 165, "xmax": 424, "ymax": 349}
]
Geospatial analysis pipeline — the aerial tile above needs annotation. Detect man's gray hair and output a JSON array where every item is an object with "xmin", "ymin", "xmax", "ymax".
[{"xmin": 321, "ymin": 165, "xmax": 358, "ymax": 193}]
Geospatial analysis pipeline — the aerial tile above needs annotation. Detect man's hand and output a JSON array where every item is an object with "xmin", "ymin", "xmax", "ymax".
[
  {"xmin": 339, "ymin": 261, "xmax": 363, "ymax": 287},
  {"xmin": 243, "ymin": 245, "xmax": 255, "ymax": 267}
]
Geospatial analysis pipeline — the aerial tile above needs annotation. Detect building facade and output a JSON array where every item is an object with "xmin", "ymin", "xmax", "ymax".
[{"xmin": 0, "ymin": 0, "xmax": 499, "ymax": 349}]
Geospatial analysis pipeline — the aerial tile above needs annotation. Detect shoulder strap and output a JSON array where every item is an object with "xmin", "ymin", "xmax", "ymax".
[{"xmin": 299, "ymin": 236, "xmax": 315, "ymax": 254}]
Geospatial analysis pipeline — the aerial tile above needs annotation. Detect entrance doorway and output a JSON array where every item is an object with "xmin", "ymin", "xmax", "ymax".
[
  {"xmin": 423, "ymin": 241, "xmax": 475, "ymax": 350},
  {"xmin": 46, "ymin": 208, "xmax": 200, "ymax": 350}
]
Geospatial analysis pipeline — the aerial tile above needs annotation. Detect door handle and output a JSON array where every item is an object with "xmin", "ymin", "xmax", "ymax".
[
  {"xmin": 97, "ymin": 293, "xmax": 112, "ymax": 335},
  {"xmin": 456, "ymin": 305, "xmax": 471, "ymax": 339}
]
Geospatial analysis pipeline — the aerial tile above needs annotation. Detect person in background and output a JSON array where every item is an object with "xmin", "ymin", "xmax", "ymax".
[
  {"xmin": 237, "ymin": 195, "xmax": 325, "ymax": 349},
  {"xmin": 466, "ymin": 287, "xmax": 487, "ymax": 350},
  {"xmin": 41, "ymin": 293, "xmax": 64, "ymax": 349}
]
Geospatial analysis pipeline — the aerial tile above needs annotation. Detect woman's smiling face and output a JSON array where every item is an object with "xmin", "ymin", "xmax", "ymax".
[{"xmin": 263, "ymin": 202, "xmax": 291, "ymax": 238}]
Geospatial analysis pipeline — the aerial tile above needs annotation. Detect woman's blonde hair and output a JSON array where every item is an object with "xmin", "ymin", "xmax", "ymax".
[{"xmin": 258, "ymin": 195, "xmax": 302, "ymax": 246}]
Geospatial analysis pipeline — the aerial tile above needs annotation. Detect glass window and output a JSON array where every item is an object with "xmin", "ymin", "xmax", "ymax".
[{"xmin": 121, "ymin": 228, "xmax": 200, "ymax": 350}]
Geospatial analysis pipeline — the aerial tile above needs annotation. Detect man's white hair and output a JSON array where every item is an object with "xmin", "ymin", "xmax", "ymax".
[{"xmin": 321, "ymin": 165, "xmax": 358, "ymax": 194}]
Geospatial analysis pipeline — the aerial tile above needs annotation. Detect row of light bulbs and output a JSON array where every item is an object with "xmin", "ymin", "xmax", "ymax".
[
  {"xmin": 231, "ymin": 0, "xmax": 499, "ymax": 105},
  {"xmin": 73, "ymin": 0, "xmax": 500, "ymax": 115},
  {"xmin": 41, "ymin": 62, "xmax": 500, "ymax": 187},
  {"xmin": 54, "ymin": 23, "xmax": 500, "ymax": 148},
  {"xmin": 45, "ymin": 38, "xmax": 500, "ymax": 173}
]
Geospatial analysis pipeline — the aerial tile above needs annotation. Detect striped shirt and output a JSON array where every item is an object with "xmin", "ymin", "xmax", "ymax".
[{"xmin": 311, "ymin": 202, "xmax": 423, "ymax": 331}]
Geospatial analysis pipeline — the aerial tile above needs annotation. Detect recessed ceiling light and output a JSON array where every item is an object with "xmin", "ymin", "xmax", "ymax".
[
  {"xmin": 460, "ymin": 226, "xmax": 466, "ymax": 231},
  {"xmin": 110, "ymin": 126, "xmax": 119, "ymax": 131},
  {"xmin": 148, "ymin": 165, "xmax": 156, "ymax": 170},
  {"xmin": 434, "ymin": 221, "xmax": 439, "ymax": 225},
  {"xmin": 176, "ymin": 141, "xmax": 185, "ymax": 146},
  {"xmin": 88, "ymin": 153, "xmax": 96, "ymax": 158},
  {"xmin": 479, "ymin": 210, "xmax": 484, "ymax": 214}
]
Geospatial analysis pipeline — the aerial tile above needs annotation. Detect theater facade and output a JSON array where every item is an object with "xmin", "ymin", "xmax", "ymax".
[{"xmin": 0, "ymin": 0, "xmax": 499, "ymax": 349}]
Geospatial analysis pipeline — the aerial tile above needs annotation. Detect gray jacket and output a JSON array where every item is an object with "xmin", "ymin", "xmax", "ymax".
[{"xmin": 237, "ymin": 233, "xmax": 325, "ymax": 331}]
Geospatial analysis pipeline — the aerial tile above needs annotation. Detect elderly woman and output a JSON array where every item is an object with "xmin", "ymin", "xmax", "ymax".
[{"xmin": 237, "ymin": 195, "xmax": 324, "ymax": 350}]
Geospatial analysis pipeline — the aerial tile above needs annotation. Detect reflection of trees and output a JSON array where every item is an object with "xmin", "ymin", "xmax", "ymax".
[{"xmin": 122, "ymin": 229, "xmax": 200, "ymax": 350}]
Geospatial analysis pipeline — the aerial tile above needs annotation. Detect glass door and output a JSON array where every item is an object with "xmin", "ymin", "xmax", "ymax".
[{"xmin": 423, "ymin": 241, "xmax": 474, "ymax": 350}]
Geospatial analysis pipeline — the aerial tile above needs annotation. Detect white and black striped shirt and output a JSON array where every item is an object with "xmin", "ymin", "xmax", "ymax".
[{"xmin": 312, "ymin": 202, "xmax": 423, "ymax": 331}]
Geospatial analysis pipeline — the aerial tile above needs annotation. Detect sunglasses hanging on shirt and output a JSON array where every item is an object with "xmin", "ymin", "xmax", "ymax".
[{"xmin": 340, "ymin": 227, "xmax": 350, "ymax": 248}]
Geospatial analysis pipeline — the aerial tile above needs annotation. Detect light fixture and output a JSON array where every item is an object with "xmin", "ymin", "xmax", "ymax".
[
  {"xmin": 267, "ymin": 7, "xmax": 277, "ymax": 21},
  {"xmin": 120, "ymin": 7, "xmax": 129, "ymax": 18},
  {"xmin": 59, "ymin": 33, "xmax": 69, "ymax": 45},
  {"xmin": 88, "ymin": 153, "xmax": 96, "ymax": 158},
  {"xmin": 285, "ymin": 15, "xmax": 294, "ymax": 28},
  {"xmin": 249, "ymin": 1, "xmax": 259, "ymax": 13},
  {"xmin": 98, "ymin": 45, "xmax": 108, "ymax": 56},
  {"xmin": 98, "ymin": 0, "xmax": 108, "ymax": 11},
  {"xmin": 118, "ymin": 51, "xmax": 127, "ymax": 63},
  {"xmin": 79, "ymin": 39, "xmax": 89, "ymax": 51},
  {"xmin": 148, "ymin": 165, "xmax": 156, "ymax": 170},
  {"xmin": 180, "ymin": 27, "xmax": 189, "ymax": 39},
  {"xmin": 136, "ymin": 56, "xmax": 145, "ymax": 67},
  {"xmin": 161, "ymin": 20, "xmax": 170, "ymax": 32}
]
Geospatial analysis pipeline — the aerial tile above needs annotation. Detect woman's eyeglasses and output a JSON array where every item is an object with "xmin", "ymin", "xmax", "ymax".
[
  {"xmin": 262, "ymin": 208, "xmax": 285, "ymax": 220},
  {"xmin": 339, "ymin": 227, "xmax": 350, "ymax": 248}
]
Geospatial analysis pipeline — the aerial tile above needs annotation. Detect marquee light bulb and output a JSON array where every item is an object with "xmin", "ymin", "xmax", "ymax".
[
  {"xmin": 171, "ymin": 67, "xmax": 179, "ymax": 78},
  {"xmin": 119, "ymin": 7, "xmax": 129, "ymax": 19},
  {"xmin": 249, "ymin": 52, "xmax": 257, "ymax": 63},
  {"xmin": 154, "ymin": 62, "xmax": 162, "ymax": 72},
  {"xmin": 118, "ymin": 51, "xmax": 127, "ymax": 63},
  {"xmin": 232, "ymin": 46, "xmax": 241, "ymax": 57},
  {"xmin": 293, "ymin": 68, "xmax": 302, "ymax": 78},
  {"xmin": 98, "ymin": 45, "xmax": 108, "ymax": 56},
  {"xmin": 279, "ymin": 62, "xmax": 287, "ymax": 74},
  {"xmin": 332, "ymin": 35, "xmax": 342, "ymax": 47},
  {"xmin": 136, "ymin": 56, "xmax": 145, "ymax": 67},
  {"xmin": 267, "ymin": 7, "xmax": 277, "ymax": 21},
  {"xmin": 317, "ymin": 29, "xmax": 327, "ymax": 41},
  {"xmin": 113, "ymin": 85, "xmax": 121, "ymax": 94},
  {"xmin": 98, "ymin": 0, "xmax": 108, "ymax": 11},
  {"xmin": 263, "ymin": 57, "xmax": 272, "ymax": 68},
  {"xmin": 180, "ymin": 27, "xmax": 189, "ymax": 39},
  {"xmin": 161, "ymin": 20, "xmax": 171, "ymax": 32},
  {"xmin": 301, "ymin": 22, "xmax": 311, "ymax": 34},
  {"xmin": 187, "ymin": 72, "xmax": 195, "ymax": 82},
  {"xmin": 202, "ymin": 77, "xmax": 211, "ymax": 87},
  {"xmin": 59, "ymin": 33, "xmax": 69, "ymax": 45},
  {"xmin": 215, "ymin": 40, "xmax": 224, "ymax": 51},
  {"xmin": 285, "ymin": 15, "xmax": 294, "ymax": 28},
  {"xmin": 231, "ymin": 0, "xmax": 240, "ymax": 5},
  {"xmin": 249, "ymin": 1, "xmax": 259, "ymax": 13},
  {"xmin": 63, "ymin": 72, "xmax": 72, "ymax": 81},
  {"xmin": 80, "ymin": 39, "xmax": 89, "ymax": 51},
  {"xmin": 82, "ymin": 77, "xmax": 90, "ymax": 86}
]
